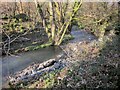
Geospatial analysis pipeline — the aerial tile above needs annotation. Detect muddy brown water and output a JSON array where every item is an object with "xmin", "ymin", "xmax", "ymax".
[{"xmin": 1, "ymin": 29, "xmax": 96, "ymax": 88}]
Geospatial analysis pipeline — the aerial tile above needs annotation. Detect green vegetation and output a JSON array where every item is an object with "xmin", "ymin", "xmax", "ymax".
[
  {"xmin": 1, "ymin": 1, "xmax": 120, "ymax": 89},
  {"xmin": 34, "ymin": 0, "xmax": 82, "ymax": 45},
  {"xmin": 1, "ymin": 1, "xmax": 119, "ymax": 55},
  {"xmin": 24, "ymin": 42, "xmax": 53, "ymax": 51},
  {"xmin": 62, "ymin": 34, "xmax": 74, "ymax": 42}
]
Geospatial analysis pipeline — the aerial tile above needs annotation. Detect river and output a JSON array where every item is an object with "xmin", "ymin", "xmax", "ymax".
[{"xmin": 1, "ymin": 28, "xmax": 96, "ymax": 88}]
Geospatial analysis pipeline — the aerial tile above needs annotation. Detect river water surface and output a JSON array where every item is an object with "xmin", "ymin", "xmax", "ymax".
[
  {"xmin": 2, "ymin": 46, "xmax": 62, "ymax": 88},
  {"xmin": 1, "ymin": 29, "xmax": 96, "ymax": 88}
]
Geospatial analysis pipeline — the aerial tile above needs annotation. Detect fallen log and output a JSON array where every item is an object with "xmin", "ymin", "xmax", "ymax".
[{"xmin": 8, "ymin": 58, "xmax": 66, "ymax": 85}]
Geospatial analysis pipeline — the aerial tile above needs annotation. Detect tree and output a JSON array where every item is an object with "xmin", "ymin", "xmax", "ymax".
[
  {"xmin": 76, "ymin": 2, "xmax": 118, "ymax": 40},
  {"xmin": 34, "ymin": 0, "xmax": 82, "ymax": 45}
]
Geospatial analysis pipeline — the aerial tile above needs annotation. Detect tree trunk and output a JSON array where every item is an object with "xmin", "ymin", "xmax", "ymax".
[
  {"xmin": 49, "ymin": 2, "xmax": 56, "ymax": 43},
  {"xmin": 19, "ymin": 0, "xmax": 23, "ymax": 13}
]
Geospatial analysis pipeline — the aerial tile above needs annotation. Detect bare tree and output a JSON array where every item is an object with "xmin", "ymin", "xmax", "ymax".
[{"xmin": 34, "ymin": 0, "xmax": 82, "ymax": 45}]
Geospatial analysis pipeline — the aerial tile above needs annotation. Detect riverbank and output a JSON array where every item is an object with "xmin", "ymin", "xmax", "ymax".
[
  {"xmin": 57, "ymin": 35, "xmax": 120, "ymax": 89},
  {"xmin": 2, "ymin": 29, "xmax": 48, "ymax": 56},
  {"xmin": 4, "ymin": 30, "xmax": 120, "ymax": 89},
  {"xmin": 2, "ymin": 29, "xmax": 74, "ymax": 56}
]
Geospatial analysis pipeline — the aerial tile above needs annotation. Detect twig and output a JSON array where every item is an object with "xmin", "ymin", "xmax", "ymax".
[
  {"xmin": 3, "ymin": 31, "xmax": 10, "ymax": 55},
  {"xmin": 3, "ymin": 28, "xmax": 31, "ymax": 55}
]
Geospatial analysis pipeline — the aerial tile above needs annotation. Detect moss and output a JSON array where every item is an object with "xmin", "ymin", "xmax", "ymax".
[
  {"xmin": 78, "ymin": 22, "xmax": 85, "ymax": 29},
  {"xmin": 25, "ymin": 42, "xmax": 53, "ymax": 51},
  {"xmin": 63, "ymin": 34, "xmax": 74, "ymax": 42},
  {"xmin": 14, "ymin": 42, "xmax": 53, "ymax": 53}
]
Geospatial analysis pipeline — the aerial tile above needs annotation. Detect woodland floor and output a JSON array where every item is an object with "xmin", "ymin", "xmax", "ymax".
[{"xmin": 7, "ymin": 32, "xmax": 120, "ymax": 89}]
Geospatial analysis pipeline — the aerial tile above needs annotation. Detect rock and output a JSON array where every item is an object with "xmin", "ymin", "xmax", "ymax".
[
  {"xmin": 57, "ymin": 54, "xmax": 64, "ymax": 58},
  {"xmin": 53, "ymin": 62, "xmax": 60, "ymax": 69},
  {"xmin": 9, "ymin": 77, "xmax": 15, "ymax": 82},
  {"xmin": 8, "ymin": 58, "xmax": 67, "ymax": 85},
  {"xmin": 24, "ymin": 72, "xmax": 29, "ymax": 76},
  {"xmin": 48, "ymin": 67, "xmax": 55, "ymax": 72},
  {"xmin": 57, "ymin": 76, "xmax": 63, "ymax": 80},
  {"xmin": 81, "ymin": 79, "xmax": 87, "ymax": 84},
  {"xmin": 43, "ymin": 59, "xmax": 56, "ymax": 68},
  {"xmin": 37, "ymin": 65, "xmax": 44, "ymax": 70}
]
